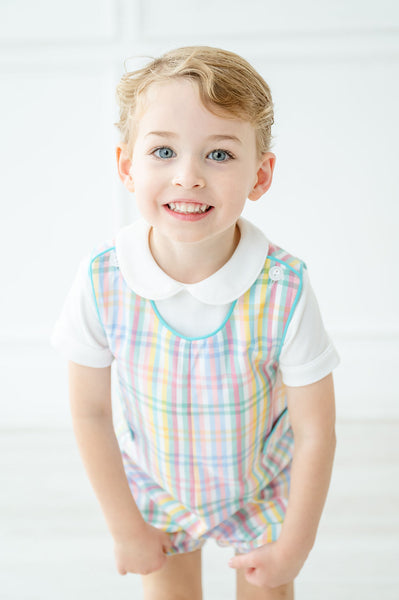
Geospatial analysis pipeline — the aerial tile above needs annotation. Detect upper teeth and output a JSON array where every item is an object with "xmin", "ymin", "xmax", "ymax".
[{"xmin": 168, "ymin": 202, "xmax": 209, "ymax": 214}]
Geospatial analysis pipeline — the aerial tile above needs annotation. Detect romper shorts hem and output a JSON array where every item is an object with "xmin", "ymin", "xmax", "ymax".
[{"xmin": 165, "ymin": 521, "xmax": 284, "ymax": 556}]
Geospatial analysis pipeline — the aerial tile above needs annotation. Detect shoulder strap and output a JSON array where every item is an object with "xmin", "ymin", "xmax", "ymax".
[
  {"xmin": 89, "ymin": 244, "xmax": 117, "ymax": 327},
  {"xmin": 264, "ymin": 244, "xmax": 306, "ymax": 359}
]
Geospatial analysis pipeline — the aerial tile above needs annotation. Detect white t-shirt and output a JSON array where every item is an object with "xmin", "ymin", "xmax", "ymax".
[{"xmin": 51, "ymin": 218, "xmax": 339, "ymax": 386}]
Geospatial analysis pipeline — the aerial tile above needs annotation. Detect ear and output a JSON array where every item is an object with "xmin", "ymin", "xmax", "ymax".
[
  {"xmin": 116, "ymin": 144, "xmax": 135, "ymax": 192},
  {"xmin": 248, "ymin": 152, "xmax": 276, "ymax": 201}
]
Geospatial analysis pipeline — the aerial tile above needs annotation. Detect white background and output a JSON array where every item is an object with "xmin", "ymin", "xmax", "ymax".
[{"xmin": 1, "ymin": 0, "xmax": 398, "ymax": 427}]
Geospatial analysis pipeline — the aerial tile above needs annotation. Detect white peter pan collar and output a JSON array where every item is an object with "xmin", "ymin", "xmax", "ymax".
[{"xmin": 115, "ymin": 217, "xmax": 269, "ymax": 305}]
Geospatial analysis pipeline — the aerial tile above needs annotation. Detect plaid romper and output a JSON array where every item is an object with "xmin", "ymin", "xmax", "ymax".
[{"xmin": 90, "ymin": 243, "xmax": 305, "ymax": 554}]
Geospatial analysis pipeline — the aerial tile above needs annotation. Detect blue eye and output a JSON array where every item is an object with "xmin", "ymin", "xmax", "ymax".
[
  {"xmin": 153, "ymin": 147, "xmax": 175, "ymax": 159},
  {"xmin": 207, "ymin": 149, "xmax": 232, "ymax": 162}
]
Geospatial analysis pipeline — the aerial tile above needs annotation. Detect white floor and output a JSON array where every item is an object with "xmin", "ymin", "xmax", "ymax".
[{"xmin": 1, "ymin": 420, "xmax": 399, "ymax": 599}]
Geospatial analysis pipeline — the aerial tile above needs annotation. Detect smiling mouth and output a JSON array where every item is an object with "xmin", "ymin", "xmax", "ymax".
[{"xmin": 167, "ymin": 202, "xmax": 212, "ymax": 214}]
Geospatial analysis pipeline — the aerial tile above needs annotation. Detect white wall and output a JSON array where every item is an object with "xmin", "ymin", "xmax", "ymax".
[{"xmin": 1, "ymin": 0, "xmax": 398, "ymax": 427}]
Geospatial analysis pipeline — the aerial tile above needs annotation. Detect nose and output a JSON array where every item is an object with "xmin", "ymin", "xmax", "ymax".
[{"xmin": 172, "ymin": 157, "xmax": 205, "ymax": 189}]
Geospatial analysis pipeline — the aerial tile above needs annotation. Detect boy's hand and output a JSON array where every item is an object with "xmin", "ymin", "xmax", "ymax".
[
  {"xmin": 228, "ymin": 540, "xmax": 305, "ymax": 589},
  {"xmin": 114, "ymin": 523, "xmax": 173, "ymax": 576}
]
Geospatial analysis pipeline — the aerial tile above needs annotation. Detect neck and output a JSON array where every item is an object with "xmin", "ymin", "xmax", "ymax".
[{"xmin": 149, "ymin": 224, "xmax": 241, "ymax": 284}]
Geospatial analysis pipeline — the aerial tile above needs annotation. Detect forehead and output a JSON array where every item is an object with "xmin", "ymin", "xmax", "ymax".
[{"xmin": 135, "ymin": 79, "xmax": 256, "ymax": 143}]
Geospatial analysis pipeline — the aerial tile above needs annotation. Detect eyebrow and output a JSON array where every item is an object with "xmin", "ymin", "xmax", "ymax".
[{"xmin": 145, "ymin": 131, "xmax": 242, "ymax": 144}]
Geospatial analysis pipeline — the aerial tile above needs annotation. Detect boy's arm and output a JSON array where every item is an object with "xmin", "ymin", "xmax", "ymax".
[
  {"xmin": 68, "ymin": 361, "xmax": 172, "ymax": 573},
  {"xmin": 278, "ymin": 372, "xmax": 336, "ymax": 555},
  {"xmin": 68, "ymin": 361, "xmax": 145, "ymax": 540},
  {"xmin": 229, "ymin": 373, "xmax": 336, "ymax": 588}
]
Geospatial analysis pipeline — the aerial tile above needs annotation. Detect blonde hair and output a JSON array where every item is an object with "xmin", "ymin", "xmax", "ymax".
[{"xmin": 115, "ymin": 46, "xmax": 274, "ymax": 156}]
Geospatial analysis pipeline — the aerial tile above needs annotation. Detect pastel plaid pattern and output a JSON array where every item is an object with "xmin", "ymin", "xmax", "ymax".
[{"xmin": 90, "ymin": 244, "xmax": 304, "ymax": 553}]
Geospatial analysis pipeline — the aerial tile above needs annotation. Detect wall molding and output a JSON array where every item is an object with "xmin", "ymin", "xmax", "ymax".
[{"xmin": 1, "ymin": 32, "xmax": 398, "ymax": 69}]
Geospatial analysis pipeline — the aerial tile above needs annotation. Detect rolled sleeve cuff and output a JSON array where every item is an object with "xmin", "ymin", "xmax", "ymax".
[
  {"xmin": 51, "ymin": 326, "xmax": 114, "ymax": 368},
  {"xmin": 280, "ymin": 343, "xmax": 340, "ymax": 387}
]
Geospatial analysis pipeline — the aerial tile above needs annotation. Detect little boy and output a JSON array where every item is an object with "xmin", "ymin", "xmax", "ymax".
[{"xmin": 52, "ymin": 46, "xmax": 339, "ymax": 600}]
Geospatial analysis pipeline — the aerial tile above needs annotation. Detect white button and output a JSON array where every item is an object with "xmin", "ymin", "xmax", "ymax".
[{"xmin": 270, "ymin": 266, "xmax": 283, "ymax": 281}]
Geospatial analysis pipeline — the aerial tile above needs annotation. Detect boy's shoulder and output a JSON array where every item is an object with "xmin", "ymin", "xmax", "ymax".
[
  {"xmin": 239, "ymin": 218, "xmax": 306, "ymax": 277},
  {"xmin": 266, "ymin": 241, "xmax": 307, "ymax": 276}
]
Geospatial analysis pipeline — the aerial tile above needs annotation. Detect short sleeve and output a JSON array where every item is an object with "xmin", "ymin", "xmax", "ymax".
[
  {"xmin": 279, "ymin": 269, "xmax": 339, "ymax": 386},
  {"xmin": 50, "ymin": 257, "xmax": 114, "ymax": 368}
]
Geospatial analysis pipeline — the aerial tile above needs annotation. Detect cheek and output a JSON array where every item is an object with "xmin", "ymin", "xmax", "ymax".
[
  {"xmin": 219, "ymin": 168, "xmax": 252, "ymax": 196},
  {"xmin": 134, "ymin": 179, "xmax": 156, "ymax": 198},
  {"xmin": 131, "ymin": 162, "xmax": 157, "ymax": 189}
]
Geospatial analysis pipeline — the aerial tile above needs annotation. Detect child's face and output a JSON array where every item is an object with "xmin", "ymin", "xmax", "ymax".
[{"xmin": 118, "ymin": 79, "xmax": 275, "ymax": 250}]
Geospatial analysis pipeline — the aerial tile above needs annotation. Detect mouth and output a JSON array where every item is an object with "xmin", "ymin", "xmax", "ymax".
[{"xmin": 166, "ymin": 202, "xmax": 212, "ymax": 215}]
